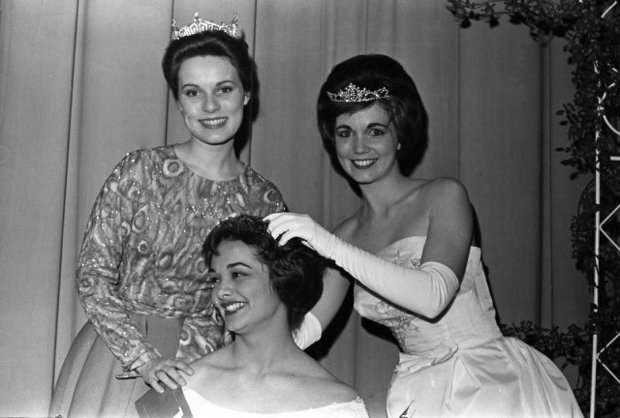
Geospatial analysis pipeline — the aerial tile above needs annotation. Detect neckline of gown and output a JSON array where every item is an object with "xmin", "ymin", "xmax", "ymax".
[
  {"xmin": 376, "ymin": 236, "xmax": 481, "ymax": 256},
  {"xmin": 183, "ymin": 388, "xmax": 363, "ymax": 415},
  {"xmin": 169, "ymin": 144, "xmax": 249, "ymax": 183}
]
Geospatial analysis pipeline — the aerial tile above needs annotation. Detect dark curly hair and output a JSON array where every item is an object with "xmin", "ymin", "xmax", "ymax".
[
  {"xmin": 202, "ymin": 215, "xmax": 326, "ymax": 331},
  {"xmin": 317, "ymin": 54, "xmax": 429, "ymax": 176}
]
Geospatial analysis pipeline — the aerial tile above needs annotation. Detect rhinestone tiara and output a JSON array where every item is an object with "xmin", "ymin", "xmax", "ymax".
[
  {"xmin": 171, "ymin": 12, "xmax": 240, "ymax": 40},
  {"xmin": 326, "ymin": 83, "xmax": 391, "ymax": 103}
]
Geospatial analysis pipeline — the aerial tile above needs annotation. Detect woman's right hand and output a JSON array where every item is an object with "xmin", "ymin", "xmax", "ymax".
[
  {"xmin": 136, "ymin": 357, "xmax": 194, "ymax": 393},
  {"xmin": 264, "ymin": 212, "xmax": 336, "ymax": 258}
]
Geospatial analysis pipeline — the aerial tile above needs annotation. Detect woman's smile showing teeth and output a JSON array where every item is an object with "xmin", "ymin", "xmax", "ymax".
[
  {"xmin": 352, "ymin": 159, "xmax": 377, "ymax": 169},
  {"xmin": 333, "ymin": 103, "xmax": 401, "ymax": 184},
  {"xmin": 209, "ymin": 240, "xmax": 283, "ymax": 334},
  {"xmin": 222, "ymin": 301, "xmax": 246, "ymax": 315},
  {"xmin": 177, "ymin": 55, "xmax": 247, "ymax": 145},
  {"xmin": 200, "ymin": 117, "xmax": 227, "ymax": 128}
]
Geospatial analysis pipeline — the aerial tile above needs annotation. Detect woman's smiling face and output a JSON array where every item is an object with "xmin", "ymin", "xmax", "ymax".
[
  {"xmin": 209, "ymin": 240, "xmax": 283, "ymax": 334},
  {"xmin": 177, "ymin": 55, "xmax": 249, "ymax": 146},
  {"xmin": 334, "ymin": 103, "xmax": 400, "ymax": 185}
]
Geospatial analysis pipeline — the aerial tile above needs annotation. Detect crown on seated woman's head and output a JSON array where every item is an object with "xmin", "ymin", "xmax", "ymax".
[
  {"xmin": 171, "ymin": 12, "xmax": 240, "ymax": 40},
  {"xmin": 327, "ymin": 83, "xmax": 391, "ymax": 103}
]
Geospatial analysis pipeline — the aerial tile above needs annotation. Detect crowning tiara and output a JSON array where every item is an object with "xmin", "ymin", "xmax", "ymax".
[
  {"xmin": 327, "ymin": 83, "xmax": 391, "ymax": 103},
  {"xmin": 171, "ymin": 12, "xmax": 240, "ymax": 40}
]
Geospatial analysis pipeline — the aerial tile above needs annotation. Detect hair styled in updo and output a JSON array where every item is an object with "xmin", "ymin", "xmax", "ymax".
[
  {"xmin": 202, "ymin": 215, "xmax": 326, "ymax": 331},
  {"xmin": 161, "ymin": 28, "xmax": 258, "ymax": 151},
  {"xmin": 162, "ymin": 28, "xmax": 255, "ymax": 101}
]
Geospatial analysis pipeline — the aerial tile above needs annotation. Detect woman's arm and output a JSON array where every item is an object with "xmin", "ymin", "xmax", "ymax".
[
  {"xmin": 77, "ymin": 154, "xmax": 194, "ymax": 390},
  {"xmin": 309, "ymin": 266, "xmax": 351, "ymax": 330},
  {"xmin": 292, "ymin": 264, "xmax": 351, "ymax": 350},
  {"xmin": 76, "ymin": 155, "xmax": 161, "ymax": 370},
  {"xmin": 266, "ymin": 179, "xmax": 473, "ymax": 319}
]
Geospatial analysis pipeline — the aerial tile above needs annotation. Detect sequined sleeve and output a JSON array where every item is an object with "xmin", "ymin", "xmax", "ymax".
[
  {"xmin": 245, "ymin": 170, "xmax": 287, "ymax": 216},
  {"xmin": 76, "ymin": 153, "xmax": 161, "ymax": 370}
]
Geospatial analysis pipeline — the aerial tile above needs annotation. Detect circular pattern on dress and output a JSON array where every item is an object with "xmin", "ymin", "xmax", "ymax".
[
  {"xmin": 163, "ymin": 158, "xmax": 184, "ymax": 177},
  {"xmin": 157, "ymin": 252, "xmax": 174, "ymax": 269},
  {"xmin": 79, "ymin": 276, "xmax": 95, "ymax": 292},
  {"xmin": 173, "ymin": 295, "xmax": 194, "ymax": 309},
  {"xmin": 132, "ymin": 207, "xmax": 148, "ymax": 233},
  {"xmin": 137, "ymin": 240, "xmax": 150, "ymax": 254},
  {"xmin": 194, "ymin": 257, "xmax": 207, "ymax": 274},
  {"xmin": 263, "ymin": 188, "xmax": 280, "ymax": 204},
  {"xmin": 120, "ymin": 221, "xmax": 131, "ymax": 238}
]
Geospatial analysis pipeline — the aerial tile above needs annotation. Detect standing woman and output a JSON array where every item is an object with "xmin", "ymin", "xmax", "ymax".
[
  {"xmin": 267, "ymin": 54, "xmax": 582, "ymax": 417},
  {"xmin": 50, "ymin": 15, "xmax": 285, "ymax": 418}
]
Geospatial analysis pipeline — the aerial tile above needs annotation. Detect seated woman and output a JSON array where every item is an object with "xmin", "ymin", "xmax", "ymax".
[{"xmin": 138, "ymin": 214, "xmax": 369, "ymax": 417}]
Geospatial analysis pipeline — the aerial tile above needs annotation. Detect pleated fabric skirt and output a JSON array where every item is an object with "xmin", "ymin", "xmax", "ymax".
[{"xmin": 50, "ymin": 314, "xmax": 182, "ymax": 418}]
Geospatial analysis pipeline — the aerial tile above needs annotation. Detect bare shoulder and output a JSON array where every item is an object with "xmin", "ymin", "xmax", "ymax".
[
  {"xmin": 316, "ymin": 376, "xmax": 360, "ymax": 403},
  {"xmin": 184, "ymin": 347, "xmax": 231, "ymax": 386},
  {"xmin": 294, "ymin": 354, "xmax": 360, "ymax": 403},
  {"xmin": 303, "ymin": 372, "xmax": 360, "ymax": 404},
  {"xmin": 410, "ymin": 178, "xmax": 470, "ymax": 216},
  {"xmin": 420, "ymin": 177, "xmax": 469, "ymax": 202}
]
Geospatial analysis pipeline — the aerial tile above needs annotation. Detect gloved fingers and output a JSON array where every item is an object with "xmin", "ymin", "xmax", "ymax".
[{"xmin": 265, "ymin": 213, "xmax": 303, "ymax": 243}]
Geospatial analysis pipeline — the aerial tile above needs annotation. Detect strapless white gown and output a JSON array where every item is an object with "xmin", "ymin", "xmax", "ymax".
[
  {"xmin": 354, "ymin": 236, "xmax": 582, "ymax": 418},
  {"xmin": 174, "ymin": 388, "xmax": 369, "ymax": 418}
]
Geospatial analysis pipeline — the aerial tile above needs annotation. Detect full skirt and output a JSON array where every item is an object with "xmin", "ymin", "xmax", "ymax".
[
  {"xmin": 387, "ymin": 336, "xmax": 582, "ymax": 418},
  {"xmin": 50, "ymin": 315, "xmax": 182, "ymax": 418}
]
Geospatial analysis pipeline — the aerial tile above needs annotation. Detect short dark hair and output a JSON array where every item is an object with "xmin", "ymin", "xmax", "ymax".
[
  {"xmin": 161, "ymin": 30, "xmax": 258, "ymax": 150},
  {"xmin": 317, "ymin": 54, "xmax": 429, "ymax": 176},
  {"xmin": 202, "ymin": 215, "xmax": 326, "ymax": 331}
]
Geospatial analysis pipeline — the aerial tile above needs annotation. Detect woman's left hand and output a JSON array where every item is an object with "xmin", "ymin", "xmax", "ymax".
[
  {"xmin": 136, "ymin": 357, "xmax": 194, "ymax": 393},
  {"xmin": 264, "ymin": 212, "xmax": 335, "ymax": 257}
]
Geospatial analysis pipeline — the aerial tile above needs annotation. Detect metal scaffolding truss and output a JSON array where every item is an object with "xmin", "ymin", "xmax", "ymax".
[{"xmin": 589, "ymin": 2, "xmax": 620, "ymax": 410}]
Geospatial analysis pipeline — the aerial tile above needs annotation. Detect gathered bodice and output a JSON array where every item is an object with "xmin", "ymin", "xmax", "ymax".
[{"xmin": 354, "ymin": 236, "xmax": 502, "ymax": 372}]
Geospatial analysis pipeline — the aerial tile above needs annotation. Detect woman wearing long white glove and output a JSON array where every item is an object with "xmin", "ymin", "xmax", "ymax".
[
  {"xmin": 265, "ymin": 211, "xmax": 462, "ymax": 320},
  {"xmin": 266, "ymin": 54, "xmax": 582, "ymax": 418}
]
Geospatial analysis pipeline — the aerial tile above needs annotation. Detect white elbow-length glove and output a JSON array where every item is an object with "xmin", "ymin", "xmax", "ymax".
[
  {"xmin": 265, "ymin": 213, "xmax": 460, "ymax": 318},
  {"xmin": 293, "ymin": 311, "xmax": 322, "ymax": 349}
]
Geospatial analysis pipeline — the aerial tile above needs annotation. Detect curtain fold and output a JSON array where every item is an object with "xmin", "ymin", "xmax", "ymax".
[
  {"xmin": 0, "ymin": 1, "xmax": 588, "ymax": 416},
  {"xmin": 0, "ymin": 2, "xmax": 80, "ymax": 415}
]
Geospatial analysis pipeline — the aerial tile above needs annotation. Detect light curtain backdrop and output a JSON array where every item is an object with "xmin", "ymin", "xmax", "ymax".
[{"xmin": 0, "ymin": 0, "xmax": 590, "ymax": 416}]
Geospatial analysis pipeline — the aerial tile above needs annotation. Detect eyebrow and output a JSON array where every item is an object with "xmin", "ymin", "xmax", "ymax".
[
  {"xmin": 226, "ymin": 261, "xmax": 252, "ymax": 269},
  {"xmin": 181, "ymin": 79, "xmax": 238, "ymax": 88},
  {"xmin": 335, "ymin": 122, "xmax": 388, "ymax": 129},
  {"xmin": 208, "ymin": 260, "xmax": 253, "ymax": 273},
  {"xmin": 367, "ymin": 122, "xmax": 388, "ymax": 128}
]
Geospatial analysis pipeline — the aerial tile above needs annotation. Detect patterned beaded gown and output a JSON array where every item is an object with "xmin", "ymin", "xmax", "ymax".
[
  {"xmin": 354, "ymin": 236, "xmax": 583, "ymax": 418},
  {"xmin": 49, "ymin": 145, "xmax": 285, "ymax": 418}
]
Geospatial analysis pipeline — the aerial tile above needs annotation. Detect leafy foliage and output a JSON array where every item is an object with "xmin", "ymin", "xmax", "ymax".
[{"xmin": 447, "ymin": 1, "xmax": 620, "ymax": 416}]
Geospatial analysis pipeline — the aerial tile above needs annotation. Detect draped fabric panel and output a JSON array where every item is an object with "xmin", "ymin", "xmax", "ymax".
[{"xmin": 0, "ymin": 1, "xmax": 589, "ymax": 416}]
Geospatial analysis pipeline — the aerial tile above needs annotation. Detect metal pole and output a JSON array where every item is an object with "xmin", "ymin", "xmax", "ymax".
[{"xmin": 589, "ymin": 138, "xmax": 599, "ymax": 418}]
